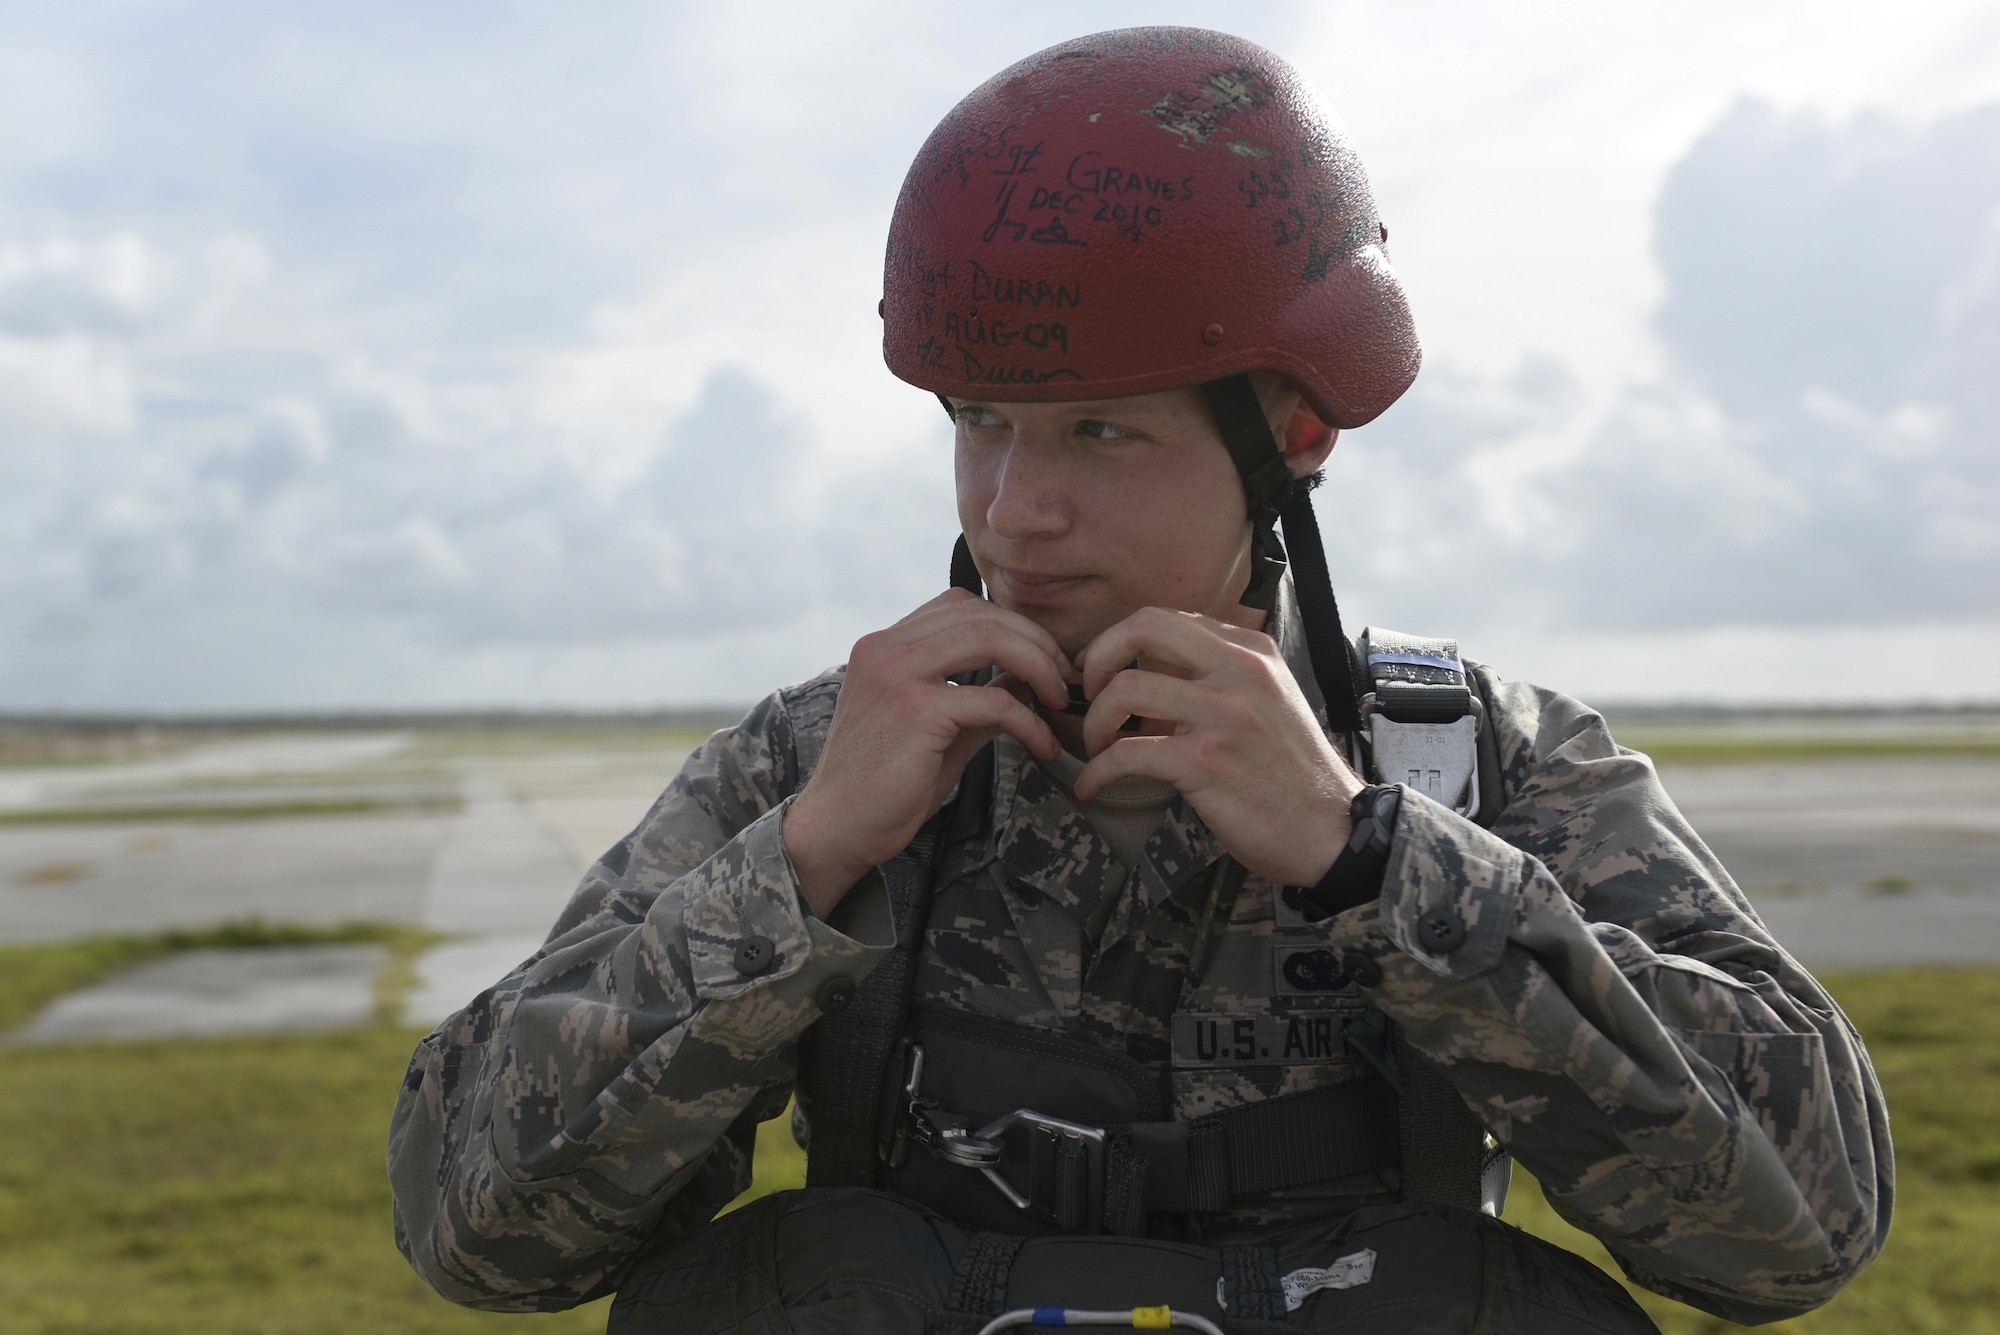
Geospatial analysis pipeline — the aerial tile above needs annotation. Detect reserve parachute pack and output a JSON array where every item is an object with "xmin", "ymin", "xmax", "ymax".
[{"xmin": 608, "ymin": 1187, "xmax": 1660, "ymax": 1334}]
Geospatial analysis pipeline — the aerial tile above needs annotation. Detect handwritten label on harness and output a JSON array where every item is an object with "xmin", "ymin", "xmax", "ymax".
[
  {"xmin": 1217, "ymin": 1249, "xmax": 1377, "ymax": 1313},
  {"xmin": 1171, "ymin": 1012, "xmax": 1346, "ymax": 1067},
  {"xmin": 1282, "ymin": 1249, "xmax": 1377, "ymax": 1309}
]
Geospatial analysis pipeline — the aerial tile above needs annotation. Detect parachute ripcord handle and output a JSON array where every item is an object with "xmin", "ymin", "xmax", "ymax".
[
  {"xmin": 977, "ymin": 1307, "xmax": 1226, "ymax": 1335},
  {"xmin": 936, "ymin": 382, "xmax": 1363, "ymax": 735}
]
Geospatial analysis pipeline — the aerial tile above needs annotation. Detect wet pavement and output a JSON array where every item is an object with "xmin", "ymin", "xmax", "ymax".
[
  {"xmin": 1, "ymin": 730, "xmax": 693, "ymax": 1039},
  {"xmin": 14, "ymin": 944, "xmax": 387, "ymax": 1042},
  {"xmin": 1659, "ymin": 756, "xmax": 2000, "ymax": 968}
]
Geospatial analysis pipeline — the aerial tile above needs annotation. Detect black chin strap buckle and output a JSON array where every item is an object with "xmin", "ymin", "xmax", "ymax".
[{"xmin": 1241, "ymin": 523, "xmax": 1288, "ymax": 613}]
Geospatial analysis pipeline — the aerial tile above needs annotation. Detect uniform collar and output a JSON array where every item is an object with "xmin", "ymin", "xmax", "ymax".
[
  {"xmin": 983, "ymin": 573, "xmax": 1335, "ymax": 965},
  {"xmin": 990, "ymin": 734, "xmax": 1223, "ymax": 972}
]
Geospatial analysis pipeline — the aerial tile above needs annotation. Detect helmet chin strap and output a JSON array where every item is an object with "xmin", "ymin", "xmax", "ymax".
[
  {"xmin": 950, "ymin": 532, "xmax": 983, "ymax": 596},
  {"xmin": 939, "ymin": 396, "xmax": 988, "ymax": 598},
  {"xmin": 935, "ymin": 379, "xmax": 1362, "ymax": 736},
  {"xmin": 1199, "ymin": 374, "xmax": 1365, "ymax": 736}
]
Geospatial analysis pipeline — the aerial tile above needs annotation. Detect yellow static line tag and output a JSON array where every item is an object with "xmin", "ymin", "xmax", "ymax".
[{"xmin": 1132, "ymin": 1307, "xmax": 1173, "ymax": 1330}]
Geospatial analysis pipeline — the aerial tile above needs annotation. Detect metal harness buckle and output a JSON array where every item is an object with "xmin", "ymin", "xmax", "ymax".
[
  {"xmin": 1357, "ymin": 629, "xmax": 1482, "ymax": 819},
  {"xmin": 899, "ymin": 1044, "xmax": 1004, "ymax": 1169},
  {"xmin": 899, "ymin": 1042, "xmax": 1109, "ymax": 1227}
]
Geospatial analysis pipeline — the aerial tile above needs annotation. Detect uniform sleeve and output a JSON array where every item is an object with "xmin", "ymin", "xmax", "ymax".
[
  {"xmin": 1319, "ymin": 667, "xmax": 1893, "ymax": 1325},
  {"xmin": 386, "ymin": 669, "xmax": 896, "ymax": 1311}
]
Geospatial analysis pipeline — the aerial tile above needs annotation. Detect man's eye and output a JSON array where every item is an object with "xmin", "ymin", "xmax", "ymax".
[
  {"xmin": 958, "ymin": 405, "xmax": 1004, "ymax": 428},
  {"xmin": 1076, "ymin": 418, "xmax": 1135, "ymax": 440}
]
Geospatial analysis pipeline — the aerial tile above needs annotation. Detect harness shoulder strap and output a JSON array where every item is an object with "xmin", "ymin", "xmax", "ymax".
[
  {"xmin": 1350, "ymin": 626, "xmax": 1508, "ymax": 1211},
  {"xmin": 1357, "ymin": 625, "xmax": 1504, "ymax": 829},
  {"xmin": 801, "ymin": 745, "xmax": 994, "ymax": 1188}
]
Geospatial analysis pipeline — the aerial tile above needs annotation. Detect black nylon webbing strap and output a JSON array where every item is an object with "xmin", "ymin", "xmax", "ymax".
[
  {"xmin": 951, "ymin": 533, "xmax": 984, "ymax": 596},
  {"xmin": 1391, "ymin": 1029, "xmax": 1488, "ymax": 1209},
  {"xmin": 1278, "ymin": 493, "xmax": 1365, "ymax": 734},
  {"xmin": 1199, "ymin": 375, "xmax": 1297, "ymax": 522},
  {"xmin": 1220, "ymin": 1245, "xmax": 1286, "ymax": 1320},
  {"xmin": 1053, "ymin": 1133, "xmax": 1090, "ymax": 1231},
  {"xmin": 803, "ymin": 924, "xmax": 913, "ymax": 1188},
  {"xmin": 1198, "ymin": 372, "xmax": 1364, "ymax": 734},
  {"xmin": 802, "ymin": 811, "xmax": 948, "ymax": 1186},
  {"xmin": 1188, "ymin": 1076, "xmax": 1398, "ymax": 1203},
  {"xmin": 1184, "ymin": 1120, "xmax": 1231, "ymax": 1213},
  {"xmin": 952, "ymin": 1074, "xmax": 1405, "ymax": 1223},
  {"xmin": 1360, "ymin": 627, "xmax": 1473, "ymax": 724},
  {"xmin": 802, "ymin": 748, "xmax": 993, "ymax": 1190},
  {"xmin": 948, "ymin": 1229, "xmax": 1026, "ymax": 1316},
  {"xmin": 1102, "ymin": 1135, "xmax": 1148, "ymax": 1237}
]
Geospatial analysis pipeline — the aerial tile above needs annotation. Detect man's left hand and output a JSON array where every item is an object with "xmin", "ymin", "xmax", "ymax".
[{"xmin": 1073, "ymin": 606, "xmax": 1363, "ymax": 887}]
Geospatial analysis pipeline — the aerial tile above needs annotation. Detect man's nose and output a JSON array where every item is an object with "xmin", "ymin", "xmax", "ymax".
[{"xmin": 985, "ymin": 437, "xmax": 1071, "ymax": 542}]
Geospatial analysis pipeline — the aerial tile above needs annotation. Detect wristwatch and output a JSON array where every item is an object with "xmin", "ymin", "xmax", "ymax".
[{"xmin": 1285, "ymin": 784, "xmax": 1402, "ymax": 922}]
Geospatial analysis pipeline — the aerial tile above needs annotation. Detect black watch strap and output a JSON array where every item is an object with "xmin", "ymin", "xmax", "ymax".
[{"xmin": 1285, "ymin": 785, "xmax": 1402, "ymax": 922}]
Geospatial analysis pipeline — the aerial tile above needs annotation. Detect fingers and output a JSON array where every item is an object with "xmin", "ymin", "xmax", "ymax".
[
  {"xmin": 986, "ymin": 670, "xmax": 1039, "ymax": 711},
  {"xmin": 1078, "ymin": 606, "xmax": 1270, "ymax": 698},
  {"xmin": 1079, "ymin": 668, "xmax": 1207, "ymax": 756},
  {"xmin": 908, "ymin": 589, "xmax": 1069, "ymax": 667},
  {"xmin": 1072, "ymin": 735, "xmax": 1194, "ymax": 802},
  {"xmin": 934, "ymin": 681, "xmax": 1061, "ymax": 760},
  {"xmin": 856, "ymin": 604, "xmax": 1069, "ymax": 709},
  {"xmin": 909, "ymin": 620, "xmax": 1070, "ymax": 709}
]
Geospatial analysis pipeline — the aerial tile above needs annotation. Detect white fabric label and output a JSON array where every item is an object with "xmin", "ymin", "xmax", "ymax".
[{"xmin": 1281, "ymin": 1249, "xmax": 1377, "ymax": 1310}]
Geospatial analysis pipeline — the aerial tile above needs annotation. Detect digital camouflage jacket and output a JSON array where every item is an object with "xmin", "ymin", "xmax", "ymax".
[{"xmin": 388, "ymin": 599, "xmax": 1892, "ymax": 1326}]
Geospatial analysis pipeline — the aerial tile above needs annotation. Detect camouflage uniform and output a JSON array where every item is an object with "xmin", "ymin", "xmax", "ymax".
[{"xmin": 388, "ymin": 589, "xmax": 1892, "ymax": 1325}]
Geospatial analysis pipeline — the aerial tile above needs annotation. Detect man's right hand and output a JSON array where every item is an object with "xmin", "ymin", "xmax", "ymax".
[{"xmin": 783, "ymin": 589, "xmax": 1070, "ymax": 917}]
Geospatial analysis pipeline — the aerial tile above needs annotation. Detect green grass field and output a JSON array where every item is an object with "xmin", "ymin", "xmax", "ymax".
[{"xmin": 0, "ymin": 939, "xmax": 1992, "ymax": 1333}]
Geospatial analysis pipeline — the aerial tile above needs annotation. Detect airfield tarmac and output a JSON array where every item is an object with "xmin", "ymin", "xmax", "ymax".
[{"xmin": 4, "ymin": 723, "xmax": 1998, "ymax": 1037}]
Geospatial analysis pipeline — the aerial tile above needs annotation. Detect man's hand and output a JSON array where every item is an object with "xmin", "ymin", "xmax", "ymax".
[
  {"xmin": 784, "ymin": 589, "xmax": 1069, "ymax": 917},
  {"xmin": 1073, "ymin": 607, "xmax": 1363, "ymax": 888}
]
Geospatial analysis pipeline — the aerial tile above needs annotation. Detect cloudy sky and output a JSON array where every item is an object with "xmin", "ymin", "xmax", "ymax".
[{"xmin": 2, "ymin": 0, "xmax": 1997, "ymax": 711}]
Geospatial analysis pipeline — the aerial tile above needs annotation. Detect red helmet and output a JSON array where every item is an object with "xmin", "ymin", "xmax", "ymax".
[{"xmin": 882, "ymin": 26, "xmax": 1418, "ymax": 428}]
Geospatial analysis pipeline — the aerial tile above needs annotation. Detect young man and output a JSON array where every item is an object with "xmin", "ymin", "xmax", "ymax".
[{"xmin": 391, "ymin": 28, "xmax": 1890, "ymax": 1332}]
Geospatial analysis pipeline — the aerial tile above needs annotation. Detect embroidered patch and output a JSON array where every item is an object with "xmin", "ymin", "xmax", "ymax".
[
  {"xmin": 1282, "ymin": 1249, "xmax": 1377, "ymax": 1309},
  {"xmin": 1171, "ymin": 1012, "xmax": 1346, "ymax": 1066},
  {"xmin": 1273, "ymin": 944, "xmax": 1349, "ymax": 994}
]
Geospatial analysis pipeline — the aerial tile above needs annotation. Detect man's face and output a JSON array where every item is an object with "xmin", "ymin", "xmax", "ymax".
[{"xmin": 951, "ymin": 386, "xmax": 1264, "ymax": 659}]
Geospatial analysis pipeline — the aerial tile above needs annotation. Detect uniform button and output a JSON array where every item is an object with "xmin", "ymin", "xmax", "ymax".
[
  {"xmin": 1341, "ymin": 950, "xmax": 1383, "ymax": 988},
  {"xmin": 816, "ymin": 976, "xmax": 857, "ymax": 1013},
  {"xmin": 733, "ymin": 935, "xmax": 776, "ymax": 976},
  {"xmin": 1418, "ymin": 908, "xmax": 1467, "ymax": 953}
]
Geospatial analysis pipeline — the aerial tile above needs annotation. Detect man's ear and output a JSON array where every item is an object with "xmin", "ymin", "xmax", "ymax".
[{"xmin": 1282, "ymin": 399, "xmax": 1338, "ymax": 477}]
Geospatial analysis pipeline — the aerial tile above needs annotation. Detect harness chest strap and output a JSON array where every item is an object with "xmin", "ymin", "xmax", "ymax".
[{"xmin": 910, "ymin": 1074, "xmax": 1402, "ymax": 1234}]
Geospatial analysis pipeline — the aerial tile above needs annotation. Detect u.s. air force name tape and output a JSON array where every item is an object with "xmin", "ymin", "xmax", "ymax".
[{"xmin": 1170, "ymin": 1012, "xmax": 1348, "ymax": 1066}]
